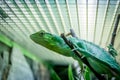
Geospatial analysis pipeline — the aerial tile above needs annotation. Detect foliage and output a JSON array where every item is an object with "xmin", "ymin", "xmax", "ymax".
[{"xmin": 68, "ymin": 65, "xmax": 74, "ymax": 80}]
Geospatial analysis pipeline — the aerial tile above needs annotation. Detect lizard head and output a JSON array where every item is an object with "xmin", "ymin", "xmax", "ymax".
[
  {"xmin": 30, "ymin": 30, "xmax": 72, "ymax": 57},
  {"xmin": 30, "ymin": 30, "xmax": 64, "ymax": 47}
]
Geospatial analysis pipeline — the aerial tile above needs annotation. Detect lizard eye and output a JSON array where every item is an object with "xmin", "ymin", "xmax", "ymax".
[
  {"xmin": 39, "ymin": 30, "xmax": 45, "ymax": 36},
  {"xmin": 40, "ymin": 32, "xmax": 44, "ymax": 36}
]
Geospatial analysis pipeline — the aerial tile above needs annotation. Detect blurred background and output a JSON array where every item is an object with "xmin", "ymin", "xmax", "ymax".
[{"xmin": 0, "ymin": 0, "xmax": 120, "ymax": 80}]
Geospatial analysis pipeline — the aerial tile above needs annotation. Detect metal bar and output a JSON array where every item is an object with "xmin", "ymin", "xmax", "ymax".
[
  {"xmin": 75, "ymin": 0, "xmax": 81, "ymax": 37},
  {"xmin": 31, "ymin": 0, "xmax": 49, "ymax": 31},
  {"xmin": 22, "ymin": 0, "xmax": 42, "ymax": 30},
  {"xmin": 0, "ymin": 17, "xmax": 32, "ymax": 51},
  {"xmin": 45, "ymin": 0, "xmax": 60, "ymax": 34},
  {"xmin": 93, "ymin": 0, "xmax": 99, "ymax": 43},
  {"xmin": 55, "ymin": 0, "xmax": 66, "ymax": 33},
  {"xmin": 0, "ymin": 16, "xmax": 24, "ymax": 41},
  {"xmin": 2, "ymin": 14, "xmax": 27, "ymax": 38},
  {"xmin": 65, "ymin": 0, "xmax": 72, "ymax": 29},
  {"xmin": 25, "ymin": 0, "xmax": 45, "ymax": 31},
  {"xmin": 99, "ymin": 0, "xmax": 110, "ymax": 45},
  {"xmin": 35, "ymin": 0, "xmax": 53, "ymax": 33},
  {"xmin": 4, "ymin": 0, "xmax": 30, "ymax": 36},
  {"xmin": 0, "ymin": 21, "xmax": 14, "ymax": 40},
  {"xmin": 86, "ymin": 0, "xmax": 88, "ymax": 40},
  {"xmin": 105, "ymin": 1, "xmax": 119, "ymax": 46},
  {"xmin": 0, "ymin": 4, "xmax": 27, "ymax": 41},
  {"xmin": 14, "ymin": 0, "xmax": 37, "ymax": 32}
]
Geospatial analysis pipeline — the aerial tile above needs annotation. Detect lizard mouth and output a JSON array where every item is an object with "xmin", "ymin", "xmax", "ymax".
[
  {"xmin": 30, "ymin": 34, "xmax": 39, "ymax": 43},
  {"xmin": 30, "ymin": 34, "xmax": 35, "ymax": 41},
  {"xmin": 30, "ymin": 34, "xmax": 34, "ymax": 40}
]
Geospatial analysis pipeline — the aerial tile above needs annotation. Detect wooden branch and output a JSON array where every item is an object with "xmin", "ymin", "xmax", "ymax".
[{"xmin": 110, "ymin": 14, "xmax": 120, "ymax": 46}]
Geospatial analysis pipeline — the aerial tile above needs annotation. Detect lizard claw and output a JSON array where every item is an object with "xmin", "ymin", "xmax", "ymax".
[{"xmin": 71, "ymin": 48, "xmax": 79, "ymax": 52}]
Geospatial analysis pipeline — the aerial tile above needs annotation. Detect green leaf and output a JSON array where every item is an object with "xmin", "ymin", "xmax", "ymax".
[
  {"xmin": 68, "ymin": 65, "xmax": 74, "ymax": 80},
  {"xmin": 84, "ymin": 67, "xmax": 91, "ymax": 80},
  {"xmin": 50, "ymin": 68, "xmax": 61, "ymax": 80}
]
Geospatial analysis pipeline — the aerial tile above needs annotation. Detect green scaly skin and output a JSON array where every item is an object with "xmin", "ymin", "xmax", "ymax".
[{"xmin": 30, "ymin": 30, "xmax": 120, "ymax": 79}]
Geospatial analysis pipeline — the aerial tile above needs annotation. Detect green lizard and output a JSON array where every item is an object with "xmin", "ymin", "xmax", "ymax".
[{"xmin": 30, "ymin": 30, "xmax": 120, "ymax": 79}]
